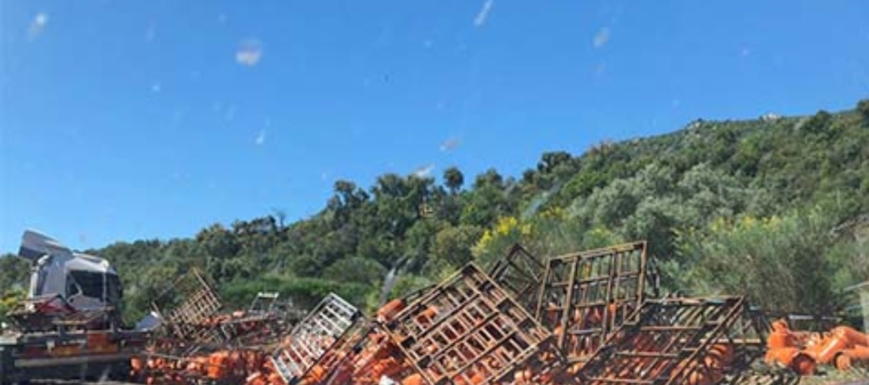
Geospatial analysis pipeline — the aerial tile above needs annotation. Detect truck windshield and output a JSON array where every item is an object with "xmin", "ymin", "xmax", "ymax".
[{"xmin": 69, "ymin": 271, "xmax": 121, "ymax": 304}]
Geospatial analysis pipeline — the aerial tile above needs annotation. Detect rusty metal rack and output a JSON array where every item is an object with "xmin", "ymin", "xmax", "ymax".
[
  {"xmin": 383, "ymin": 263, "xmax": 564, "ymax": 385},
  {"xmin": 533, "ymin": 241, "xmax": 657, "ymax": 365},
  {"xmin": 270, "ymin": 293, "xmax": 363, "ymax": 385},
  {"xmin": 151, "ymin": 269, "xmax": 223, "ymax": 343},
  {"xmin": 487, "ymin": 243, "xmax": 546, "ymax": 315},
  {"xmin": 577, "ymin": 296, "xmax": 753, "ymax": 385}
]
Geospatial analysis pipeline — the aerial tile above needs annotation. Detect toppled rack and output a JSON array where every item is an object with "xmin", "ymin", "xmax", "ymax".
[
  {"xmin": 383, "ymin": 263, "xmax": 565, "ymax": 385},
  {"xmin": 151, "ymin": 269, "xmax": 223, "ymax": 344},
  {"xmin": 534, "ymin": 241, "xmax": 657, "ymax": 367},
  {"xmin": 270, "ymin": 293, "xmax": 363, "ymax": 385},
  {"xmin": 577, "ymin": 296, "xmax": 755, "ymax": 385},
  {"xmin": 487, "ymin": 243, "xmax": 546, "ymax": 315}
]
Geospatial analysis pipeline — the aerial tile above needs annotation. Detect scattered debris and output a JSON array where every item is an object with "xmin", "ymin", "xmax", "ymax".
[{"xmin": 6, "ymin": 231, "xmax": 868, "ymax": 384}]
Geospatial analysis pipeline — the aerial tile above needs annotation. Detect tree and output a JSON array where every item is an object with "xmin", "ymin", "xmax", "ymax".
[
  {"xmin": 473, "ymin": 169, "xmax": 504, "ymax": 190},
  {"xmin": 403, "ymin": 218, "xmax": 445, "ymax": 272},
  {"xmin": 0, "ymin": 255, "xmax": 29, "ymax": 294},
  {"xmin": 673, "ymin": 204, "xmax": 847, "ymax": 314},
  {"xmin": 858, "ymin": 99, "xmax": 869, "ymax": 125},
  {"xmin": 801, "ymin": 110, "xmax": 833, "ymax": 135},
  {"xmin": 433, "ymin": 225, "xmax": 484, "ymax": 270},
  {"xmin": 537, "ymin": 151, "xmax": 572, "ymax": 174},
  {"xmin": 443, "ymin": 167, "xmax": 465, "ymax": 194}
]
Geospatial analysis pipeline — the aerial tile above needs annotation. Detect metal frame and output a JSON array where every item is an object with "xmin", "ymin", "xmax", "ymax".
[
  {"xmin": 271, "ymin": 293, "xmax": 362, "ymax": 385},
  {"xmin": 487, "ymin": 243, "xmax": 546, "ymax": 314},
  {"xmin": 151, "ymin": 269, "xmax": 223, "ymax": 343},
  {"xmin": 248, "ymin": 292, "xmax": 281, "ymax": 314},
  {"xmin": 534, "ymin": 241, "xmax": 656, "ymax": 365},
  {"xmin": 577, "ymin": 296, "xmax": 755, "ymax": 385},
  {"xmin": 384, "ymin": 263, "xmax": 564, "ymax": 385}
]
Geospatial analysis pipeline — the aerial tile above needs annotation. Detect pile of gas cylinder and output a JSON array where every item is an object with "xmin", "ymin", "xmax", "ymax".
[{"xmin": 765, "ymin": 319, "xmax": 869, "ymax": 375}]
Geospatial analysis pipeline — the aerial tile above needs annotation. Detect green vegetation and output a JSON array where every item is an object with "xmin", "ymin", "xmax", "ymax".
[{"xmin": 2, "ymin": 100, "xmax": 868, "ymax": 323}]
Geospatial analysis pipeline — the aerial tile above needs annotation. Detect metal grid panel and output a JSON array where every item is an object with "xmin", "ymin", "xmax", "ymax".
[
  {"xmin": 384, "ymin": 263, "xmax": 563, "ymax": 385},
  {"xmin": 487, "ymin": 243, "xmax": 546, "ymax": 315},
  {"xmin": 151, "ymin": 269, "xmax": 222, "ymax": 342},
  {"xmin": 271, "ymin": 293, "xmax": 362, "ymax": 385},
  {"xmin": 577, "ymin": 296, "xmax": 748, "ymax": 385},
  {"xmin": 534, "ymin": 241, "xmax": 655, "ymax": 365}
]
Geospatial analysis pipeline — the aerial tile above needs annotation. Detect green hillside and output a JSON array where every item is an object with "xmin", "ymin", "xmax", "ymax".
[{"xmin": 3, "ymin": 99, "xmax": 869, "ymax": 323}]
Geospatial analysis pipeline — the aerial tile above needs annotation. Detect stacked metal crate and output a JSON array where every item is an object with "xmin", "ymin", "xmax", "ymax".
[
  {"xmin": 382, "ymin": 263, "xmax": 568, "ymax": 385},
  {"xmin": 533, "ymin": 241, "xmax": 657, "ymax": 369},
  {"xmin": 271, "ymin": 293, "xmax": 364, "ymax": 385},
  {"xmin": 577, "ymin": 296, "xmax": 760, "ymax": 385}
]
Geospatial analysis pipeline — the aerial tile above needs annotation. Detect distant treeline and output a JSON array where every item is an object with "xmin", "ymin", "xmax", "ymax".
[{"xmin": 2, "ymin": 99, "xmax": 868, "ymax": 323}]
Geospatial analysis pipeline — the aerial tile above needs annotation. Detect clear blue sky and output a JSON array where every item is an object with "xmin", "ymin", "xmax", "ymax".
[{"xmin": 1, "ymin": 0, "xmax": 868, "ymax": 253}]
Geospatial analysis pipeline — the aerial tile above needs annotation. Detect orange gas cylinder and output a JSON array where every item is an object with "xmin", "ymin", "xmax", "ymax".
[
  {"xmin": 365, "ymin": 358, "xmax": 391, "ymax": 378},
  {"xmin": 308, "ymin": 364, "xmax": 327, "ymax": 382},
  {"xmin": 514, "ymin": 369, "xmax": 532, "ymax": 384},
  {"xmin": 587, "ymin": 307, "xmax": 603, "ymax": 325},
  {"xmin": 402, "ymin": 373, "xmax": 424, "ymax": 385},
  {"xmin": 208, "ymin": 351, "xmax": 231, "ymax": 379},
  {"xmin": 416, "ymin": 306, "xmax": 439, "ymax": 325},
  {"xmin": 706, "ymin": 343, "xmax": 734, "ymax": 369},
  {"xmin": 812, "ymin": 334, "xmax": 850, "ymax": 364},
  {"xmin": 693, "ymin": 369, "xmax": 723, "ymax": 385},
  {"xmin": 792, "ymin": 353, "xmax": 817, "ymax": 376},
  {"xmin": 268, "ymin": 372, "xmax": 285, "ymax": 385},
  {"xmin": 553, "ymin": 325, "xmax": 564, "ymax": 339},
  {"xmin": 380, "ymin": 360, "xmax": 407, "ymax": 379},
  {"xmin": 767, "ymin": 321, "xmax": 797, "ymax": 350},
  {"xmin": 770, "ymin": 319, "xmax": 789, "ymax": 333},
  {"xmin": 131, "ymin": 357, "xmax": 144, "ymax": 372},
  {"xmin": 607, "ymin": 302, "xmax": 618, "ymax": 319},
  {"xmin": 197, "ymin": 356, "xmax": 211, "ymax": 375},
  {"xmin": 469, "ymin": 366, "xmax": 489, "ymax": 385},
  {"xmin": 767, "ymin": 332, "xmax": 792, "ymax": 350},
  {"xmin": 835, "ymin": 353, "xmax": 855, "ymax": 371},
  {"xmin": 378, "ymin": 299, "xmax": 406, "ymax": 322},
  {"xmin": 832, "ymin": 326, "xmax": 869, "ymax": 347},
  {"xmin": 834, "ymin": 345, "xmax": 869, "ymax": 370},
  {"xmin": 186, "ymin": 359, "xmax": 199, "ymax": 372},
  {"xmin": 246, "ymin": 372, "xmax": 267, "ymax": 385},
  {"xmin": 765, "ymin": 347, "xmax": 816, "ymax": 375}
]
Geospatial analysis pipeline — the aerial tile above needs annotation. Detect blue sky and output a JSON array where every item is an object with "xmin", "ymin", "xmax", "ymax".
[{"xmin": 1, "ymin": 0, "xmax": 868, "ymax": 253}]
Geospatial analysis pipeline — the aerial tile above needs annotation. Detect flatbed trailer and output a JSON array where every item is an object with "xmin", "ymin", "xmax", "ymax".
[{"xmin": 0, "ymin": 329, "xmax": 148, "ymax": 385}]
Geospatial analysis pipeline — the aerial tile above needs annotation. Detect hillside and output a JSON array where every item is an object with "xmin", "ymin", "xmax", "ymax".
[{"xmin": 2, "ymin": 99, "xmax": 869, "ymax": 323}]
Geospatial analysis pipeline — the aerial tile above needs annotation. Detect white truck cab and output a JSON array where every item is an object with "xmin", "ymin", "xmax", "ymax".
[{"xmin": 18, "ymin": 230, "xmax": 121, "ymax": 312}]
